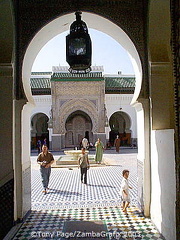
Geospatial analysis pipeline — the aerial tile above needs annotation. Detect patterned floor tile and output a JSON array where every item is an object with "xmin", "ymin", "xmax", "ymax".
[
  {"xmin": 12, "ymin": 152, "xmax": 164, "ymax": 240},
  {"xmin": 13, "ymin": 206, "xmax": 164, "ymax": 240},
  {"xmin": 31, "ymin": 165, "xmax": 138, "ymax": 210}
]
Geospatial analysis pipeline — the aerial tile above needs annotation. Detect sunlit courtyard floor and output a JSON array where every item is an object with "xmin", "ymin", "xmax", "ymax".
[{"xmin": 12, "ymin": 149, "xmax": 165, "ymax": 240}]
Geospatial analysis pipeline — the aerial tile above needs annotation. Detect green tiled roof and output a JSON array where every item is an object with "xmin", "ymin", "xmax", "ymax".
[
  {"xmin": 105, "ymin": 77, "xmax": 135, "ymax": 88},
  {"xmin": 51, "ymin": 71, "xmax": 103, "ymax": 81},
  {"xmin": 30, "ymin": 78, "xmax": 51, "ymax": 89},
  {"xmin": 30, "ymin": 74, "xmax": 135, "ymax": 92},
  {"xmin": 31, "ymin": 72, "xmax": 52, "ymax": 75}
]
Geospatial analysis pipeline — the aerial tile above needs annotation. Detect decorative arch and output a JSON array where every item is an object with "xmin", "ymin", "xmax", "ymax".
[
  {"xmin": 31, "ymin": 111, "xmax": 50, "ymax": 121},
  {"xmin": 65, "ymin": 110, "xmax": 93, "ymax": 147},
  {"xmin": 58, "ymin": 99, "xmax": 98, "ymax": 134},
  {"xmin": 20, "ymin": 10, "xmax": 146, "ymax": 219},
  {"xmin": 109, "ymin": 111, "xmax": 132, "ymax": 146}
]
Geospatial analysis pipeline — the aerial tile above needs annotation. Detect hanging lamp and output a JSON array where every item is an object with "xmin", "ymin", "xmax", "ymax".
[{"xmin": 66, "ymin": 11, "xmax": 92, "ymax": 73}]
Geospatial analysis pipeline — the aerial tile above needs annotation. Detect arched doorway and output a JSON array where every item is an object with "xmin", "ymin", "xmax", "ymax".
[
  {"xmin": 31, "ymin": 113, "xmax": 49, "ymax": 149},
  {"xmin": 65, "ymin": 110, "xmax": 92, "ymax": 148},
  {"xmin": 20, "ymin": 11, "xmax": 144, "ymax": 222},
  {"xmin": 109, "ymin": 111, "xmax": 132, "ymax": 146}
]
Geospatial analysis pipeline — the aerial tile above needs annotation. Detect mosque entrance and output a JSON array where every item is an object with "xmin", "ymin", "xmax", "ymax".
[{"xmin": 65, "ymin": 110, "xmax": 93, "ymax": 148}]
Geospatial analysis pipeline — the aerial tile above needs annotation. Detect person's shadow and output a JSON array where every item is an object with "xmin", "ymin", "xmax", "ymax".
[
  {"xmin": 87, "ymin": 184, "xmax": 116, "ymax": 188},
  {"xmin": 48, "ymin": 188, "xmax": 82, "ymax": 196}
]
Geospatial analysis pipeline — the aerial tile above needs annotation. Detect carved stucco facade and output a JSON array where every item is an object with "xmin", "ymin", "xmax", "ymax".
[{"xmin": 51, "ymin": 80, "xmax": 106, "ymax": 146}]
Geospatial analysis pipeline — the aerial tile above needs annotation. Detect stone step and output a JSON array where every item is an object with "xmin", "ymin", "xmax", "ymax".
[
  {"xmin": 52, "ymin": 163, "xmax": 106, "ymax": 168},
  {"xmin": 56, "ymin": 159, "xmax": 97, "ymax": 165},
  {"xmin": 56, "ymin": 155, "xmax": 96, "ymax": 165}
]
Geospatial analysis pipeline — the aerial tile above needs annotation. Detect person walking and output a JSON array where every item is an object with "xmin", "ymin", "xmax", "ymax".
[
  {"xmin": 120, "ymin": 169, "xmax": 132, "ymax": 213},
  {"xmin": 37, "ymin": 145, "xmax": 54, "ymax": 194},
  {"xmin": 78, "ymin": 148, "xmax": 90, "ymax": 184},
  {"xmin": 43, "ymin": 138, "xmax": 47, "ymax": 146},
  {"xmin": 95, "ymin": 138, "xmax": 104, "ymax": 164},
  {"xmin": 114, "ymin": 135, "xmax": 121, "ymax": 153},
  {"xmin": 37, "ymin": 139, "xmax": 42, "ymax": 154}
]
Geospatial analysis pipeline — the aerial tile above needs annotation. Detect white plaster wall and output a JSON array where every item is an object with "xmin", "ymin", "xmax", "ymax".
[
  {"xmin": 31, "ymin": 95, "xmax": 52, "ymax": 118},
  {"xmin": 134, "ymin": 102, "xmax": 145, "ymax": 162},
  {"xmin": 151, "ymin": 129, "xmax": 176, "ymax": 240},
  {"xmin": 105, "ymin": 94, "xmax": 137, "ymax": 138},
  {"xmin": 21, "ymin": 102, "xmax": 32, "ymax": 216},
  {"xmin": 22, "ymin": 102, "xmax": 34, "ymax": 169}
]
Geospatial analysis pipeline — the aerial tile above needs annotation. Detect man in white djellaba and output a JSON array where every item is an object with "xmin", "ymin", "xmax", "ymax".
[{"xmin": 82, "ymin": 137, "xmax": 89, "ymax": 149}]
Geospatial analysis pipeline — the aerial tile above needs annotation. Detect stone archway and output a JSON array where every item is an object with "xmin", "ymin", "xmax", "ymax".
[
  {"xmin": 109, "ymin": 111, "xmax": 132, "ymax": 146},
  {"xmin": 20, "ymin": 11, "xmax": 145, "ymax": 220},
  {"xmin": 31, "ymin": 113, "xmax": 49, "ymax": 149},
  {"xmin": 65, "ymin": 110, "xmax": 92, "ymax": 148}
]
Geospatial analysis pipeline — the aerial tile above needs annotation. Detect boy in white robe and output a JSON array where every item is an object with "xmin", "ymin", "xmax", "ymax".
[{"xmin": 120, "ymin": 169, "xmax": 132, "ymax": 213}]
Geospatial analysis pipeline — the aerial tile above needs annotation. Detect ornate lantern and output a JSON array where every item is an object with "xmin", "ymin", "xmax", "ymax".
[{"xmin": 66, "ymin": 11, "xmax": 92, "ymax": 73}]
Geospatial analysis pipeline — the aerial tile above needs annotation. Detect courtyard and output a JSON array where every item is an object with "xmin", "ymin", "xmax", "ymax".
[{"xmin": 10, "ymin": 149, "xmax": 164, "ymax": 240}]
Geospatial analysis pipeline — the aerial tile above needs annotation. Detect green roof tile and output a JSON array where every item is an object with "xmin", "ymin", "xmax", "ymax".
[
  {"xmin": 31, "ymin": 72, "xmax": 52, "ymax": 75},
  {"xmin": 51, "ymin": 71, "xmax": 103, "ymax": 81},
  {"xmin": 30, "ymin": 78, "xmax": 51, "ymax": 89},
  {"xmin": 105, "ymin": 77, "xmax": 135, "ymax": 88}
]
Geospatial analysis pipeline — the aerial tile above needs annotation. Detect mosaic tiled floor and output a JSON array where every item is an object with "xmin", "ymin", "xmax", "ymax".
[
  {"xmin": 12, "ymin": 153, "xmax": 164, "ymax": 239},
  {"xmin": 31, "ymin": 166, "xmax": 138, "ymax": 210},
  {"xmin": 13, "ymin": 206, "xmax": 164, "ymax": 240}
]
